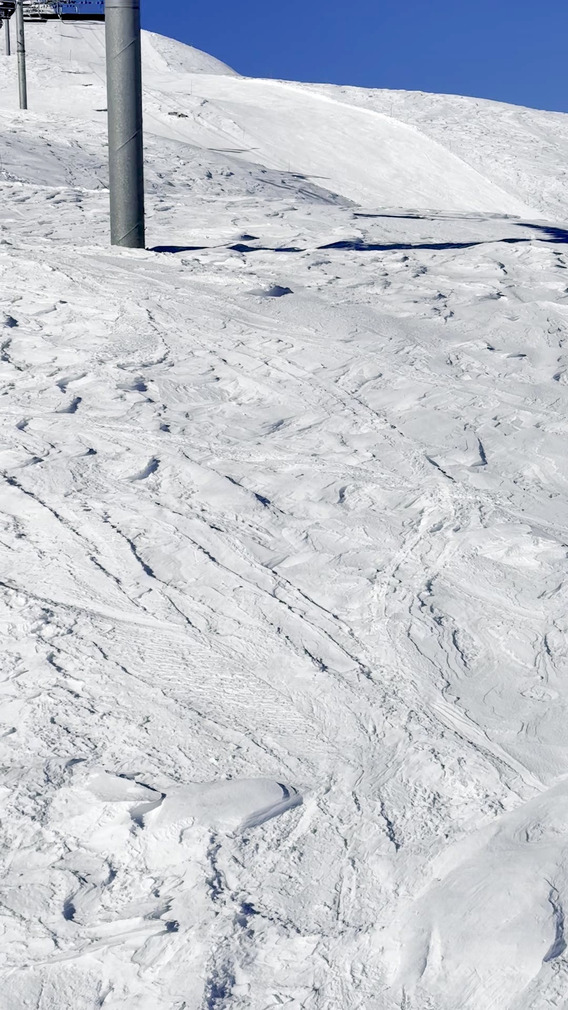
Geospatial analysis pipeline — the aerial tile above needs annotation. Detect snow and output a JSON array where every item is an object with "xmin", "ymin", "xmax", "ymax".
[{"xmin": 1, "ymin": 18, "xmax": 568, "ymax": 1010}]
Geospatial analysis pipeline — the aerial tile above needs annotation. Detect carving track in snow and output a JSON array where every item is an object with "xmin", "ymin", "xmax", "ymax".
[{"xmin": 1, "ymin": 21, "xmax": 568, "ymax": 1010}]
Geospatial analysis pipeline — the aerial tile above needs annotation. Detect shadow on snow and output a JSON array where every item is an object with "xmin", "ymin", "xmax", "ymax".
[{"xmin": 150, "ymin": 222, "xmax": 568, "ymax": 256}]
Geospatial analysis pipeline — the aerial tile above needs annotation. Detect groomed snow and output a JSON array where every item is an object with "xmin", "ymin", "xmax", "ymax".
[{"xmin": 1, "ymin": 20, "xmax": 568, "ymax": 1010}]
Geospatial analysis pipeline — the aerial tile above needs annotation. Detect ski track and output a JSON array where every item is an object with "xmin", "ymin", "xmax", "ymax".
[{"xmin": 1, "ymin": 20, "xmax": 568, "ymax": 1010}]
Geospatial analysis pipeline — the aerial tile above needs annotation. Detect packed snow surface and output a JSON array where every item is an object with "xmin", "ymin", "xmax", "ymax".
[{"xmin": 1, "ymin": 20, "xmax": 568, "ymax": 1010}]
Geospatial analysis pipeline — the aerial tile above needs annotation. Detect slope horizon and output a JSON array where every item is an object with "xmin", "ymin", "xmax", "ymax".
[{"xmin": 142, "ymin": 0, "xmax": 568, "ymax": 115}]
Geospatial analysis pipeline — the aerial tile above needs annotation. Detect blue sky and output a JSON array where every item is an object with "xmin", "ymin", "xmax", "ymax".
[{"xmin": 141, "ymin": 0, "xmax": 568, "ymax": 113}]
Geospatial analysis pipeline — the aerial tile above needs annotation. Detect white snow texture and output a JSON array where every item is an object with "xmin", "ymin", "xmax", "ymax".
[{"xmin": 1, "ymin": 19, "xmax": 568, "ymax": 1010}]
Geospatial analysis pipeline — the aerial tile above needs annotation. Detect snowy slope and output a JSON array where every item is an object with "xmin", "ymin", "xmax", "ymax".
[
  {"xmin": 1, "ymin": 20, "xmax": 568, "ymax": 1010},
  {"xmin": 0, "ymin": 20, "xmax": 539, "ymax": 215},
  {"xmin": 305, "ymin": 81, "xmax": 568, "ymax": 221}
]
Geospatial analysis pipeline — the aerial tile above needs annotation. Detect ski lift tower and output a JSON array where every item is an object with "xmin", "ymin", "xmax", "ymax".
[
  {"xmin": 105, "ymin": 0, "xmax": 145, "ymax": 248},
  {"xmin": 15, "ymin": 0, "xmax": 27, "ymax": 107},
  {"xmin": 1, "ymin": 3, "xmax": 15, "ymax": 55}
]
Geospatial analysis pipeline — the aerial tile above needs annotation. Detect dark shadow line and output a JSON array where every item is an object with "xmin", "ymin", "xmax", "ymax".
[
  {"xmin": 320, "ymin": 239, "xmax": 484, "ymax": 252},
  {"xmin": 150, "ymin": 243, "xmax": 305, "ymax": 254},
  {"xmin": 150, "ymin": 222, "xmax": 568, "ymax": 257},
  {"xmin": 229, "ymin": 243, "xmax": 304, "ymax": 253},
  {"xmin": 151, "ymin": 245, "xmax": 208, "ymax": 253},
  {"xmin": 352, "ymin": 211, "xmax": 521, "ymax": 222},
  {"xmin": 319, "ymin": 231, "xmax": 568, "ymax": 252},
  {"xmin": 521, "ymin": 223, "xmax": 568, "ymax": 244}
]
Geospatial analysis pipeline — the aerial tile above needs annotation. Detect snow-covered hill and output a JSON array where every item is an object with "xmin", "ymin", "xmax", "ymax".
[{"xmin": 1, "ymin": 20, "xmax": 568, "ymax": 1010}]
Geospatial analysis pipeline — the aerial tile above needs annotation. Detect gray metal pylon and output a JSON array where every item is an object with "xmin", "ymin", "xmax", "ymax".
[
  {"xmin": 4, "ymin": 16, "xmax": 11, "ymax": 57},
  {"xmin": 105, "ymin": 0, "xmax": 145, "ymax": 248},
  {"xmin": 15, "ymin": 0, "xmax": 26, "ymax": 108}
]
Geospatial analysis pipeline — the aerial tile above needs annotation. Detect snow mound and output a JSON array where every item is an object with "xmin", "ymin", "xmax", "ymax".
[
  {"xmin": 52, "ymin": 767, "xmax": 301, "ymax": 838},
  {"xmin": 307, "ymin": 83, "xmax": 568, "ymax": 219},
  {"xmin": 12, "ymin": 20, "xmax": 236, "ymax": 78},
  {"xmin": 142, "ymin": 31, "xmax": 239, "ymax": 77},
  {"xmin": 149, "ymin": 778, "xmax": 302, "ymax": 834}
]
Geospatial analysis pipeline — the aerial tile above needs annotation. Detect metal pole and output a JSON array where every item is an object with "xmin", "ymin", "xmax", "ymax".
[
  {"xmin": 4, "ymin": 17, "xmax": 11, "ymax": 57},
  {"xmin": 15, "ymin": 1, "xmax": 26, "ymax": 108},
  {"xmin": 105, "ymin": 0, "xmax": 145, "ymax": 248}
]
